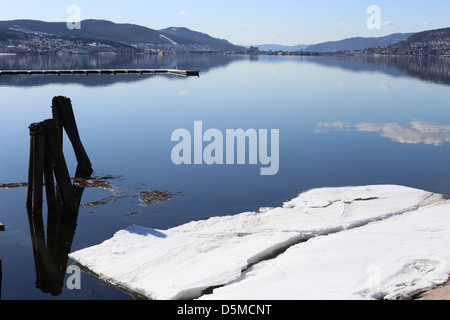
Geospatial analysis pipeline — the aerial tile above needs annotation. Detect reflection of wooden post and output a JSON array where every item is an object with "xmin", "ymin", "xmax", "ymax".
[
  {"xmin": 27, "ymin": 207, "xmax": 46, "ymax": 291},
  {"xmin": 27, "ymin": 189, "xmax": 85, "ymax": 296},
  {"xmin": 27, "ymin": 174, "xmax": 88, "ymax": 296},
  {"xmin": 52, "ymin": 96, "xmax": 93, "ymax": 178}
]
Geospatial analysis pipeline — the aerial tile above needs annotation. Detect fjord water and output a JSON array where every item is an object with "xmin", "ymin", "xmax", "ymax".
[{"xmin": 0, "ymin": 54, "xmax": 449, "ymax": 299}]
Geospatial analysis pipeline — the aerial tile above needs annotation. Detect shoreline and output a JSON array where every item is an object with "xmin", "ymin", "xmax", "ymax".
[{"xmin": 416, "ymin": 279, "xmax": 450, "ymax": 300}]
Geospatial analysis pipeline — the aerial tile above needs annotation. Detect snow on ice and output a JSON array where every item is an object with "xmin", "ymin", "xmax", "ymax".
[{"xmin": 69, "ymin": 185, "xmax": 450, "ymax": 300}]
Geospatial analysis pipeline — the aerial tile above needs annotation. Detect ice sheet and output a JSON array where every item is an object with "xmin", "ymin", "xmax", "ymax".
[{"xmin": 69, "ymin": 185, "xmax": 450, "ymax": 300}]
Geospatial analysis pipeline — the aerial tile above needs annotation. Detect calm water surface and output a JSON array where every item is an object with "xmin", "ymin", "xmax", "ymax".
[{"xmin": 0, "ymin": 53, "xmax": 449, "ymax": 299}]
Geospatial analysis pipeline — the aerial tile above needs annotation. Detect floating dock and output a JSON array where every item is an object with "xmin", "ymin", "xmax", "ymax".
[{"xmin": 0, "ymin": 68, "xmax": 200, "ymax": 77}]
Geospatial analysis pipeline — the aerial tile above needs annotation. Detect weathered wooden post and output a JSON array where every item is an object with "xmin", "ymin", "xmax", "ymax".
[
  {"xmin": 44, "ymin": 119, "xmax": 78, "ymax": 213},
  {"xmin": 52, "ymin": 96, "xmax": 93, "ymax": 178},
  {"xmin": 26, "ymin": 119, "xmax": 78, "ymax": 215},
  {"xmin": 26, "ymin": 125, "xmax": 35, "ymax": 209},
  {"xmin": 24, "ymin": 96, "xmax": 94, "ymax": 295},
  {"xmin": 27, "ymin": 122, "xmax": 46, "ymax": 215},
  {"xmin": 43, "ymin": 132, "xmax": 57, "ymax": 213}
]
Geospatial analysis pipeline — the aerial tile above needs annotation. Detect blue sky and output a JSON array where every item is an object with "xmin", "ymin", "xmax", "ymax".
[{"xmin": 0, "ymin": 1, "xmax": 448, "ymax": 45}]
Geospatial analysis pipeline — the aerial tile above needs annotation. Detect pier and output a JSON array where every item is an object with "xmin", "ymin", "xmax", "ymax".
[{"xmin": 0, "ymin": 68, "xmax": 200, "ymax": 77}]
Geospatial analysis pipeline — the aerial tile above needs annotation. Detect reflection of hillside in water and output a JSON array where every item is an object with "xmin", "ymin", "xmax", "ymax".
[
  {"xmin": 0, "ymin": 54, "xmax": 246, "ymax": 87},
  {"xmin": 1, "ymin": 54, "xmax": 449, "ymax": 87},
  {"xmin": 306, "ymin": 55, "xmax": 450, "ymax": 86}
]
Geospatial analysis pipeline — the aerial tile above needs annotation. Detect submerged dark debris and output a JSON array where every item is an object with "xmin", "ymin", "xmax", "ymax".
[
  {"xmin": 73, "ymin": 178, "xmax": 113, "ymax": 190},
  {"xmin": 136, "ymin": 190, "xmax": 179, "ymax": 206},
  {"xmin": 1, "ymin": 175, "xmax": 180, "ymax": 209},
  {"xmin": 73, "ymin": 176, "xmax": 121, "ymax": 191},
  {"xmin": 125, "ymin": 211, "xmax": 141, "ymax": 217},
  {"xmin": 81, "ymin": 195, "xmax": 129, "ymax": 208},
  {"xmin": 0, "ymin": 182, "xmax": 28, "ymax": 189}
]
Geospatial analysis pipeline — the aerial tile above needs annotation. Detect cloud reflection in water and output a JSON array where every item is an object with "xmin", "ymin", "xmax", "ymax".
[{"xmin": 316, "ymin": 121, "xmax": 450, "ymax": 146}]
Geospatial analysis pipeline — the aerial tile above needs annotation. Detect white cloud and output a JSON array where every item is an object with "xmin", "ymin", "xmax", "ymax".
[
  {"xmin": 177, "ymin": 11, "xmax": 188, "ymax": 16},
  {"xmin": 381, "ymin": 21, "xmax": 394, "ymax": 26},
  {"xmin": 338, "ymin": 22, "xmax": 352, "ymax": 29}
]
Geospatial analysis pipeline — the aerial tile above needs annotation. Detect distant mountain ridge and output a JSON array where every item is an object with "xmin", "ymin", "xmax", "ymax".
[
  {"xmin": 159, "ymin": 27, "xmax": 238, "ymax": 50},
  {"xmin": 0, "ymin": 19, "xmax": 244, "ymax": 51},
  {"xmin": 253, "ymin": 33, "xmax": 415, "ymax": 53},
  {"xmin": 304, "ymin": 33, "xmax": 414, "ymax": 52},
  {"xmin": 363, "ymin": 27, "xmax": 450, "ymax": 56},
  {"xmin": 0, "ymin": 27, "xmax": 29, "ymax": 41},
  {"xmin": 0, "ymin": 23, "xmax": 135, "ymax": 51},
  {"xmin": 254, "ymin": 44, "xmax": 311, "ymax": 52},
  {"xmin": 1, "ymin": 19, "xmax": 447, "ymax": 55},
  {"xmin": 404, "ymin": 27, "xmax": 450, "ymax": 44}
]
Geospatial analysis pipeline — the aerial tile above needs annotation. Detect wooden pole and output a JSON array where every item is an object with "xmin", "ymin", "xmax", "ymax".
[
  {"xmin": 51, "ymin": 96, "xmax": 93, "ymax": 178},
  {"xmin": 44, "ymin": 119, "xmax": 78, "ymax": 213},
  {"xmin": 51, "ymin": 100, "xmax": 64, "ymax": 149},
  {"xmin": 26, "ymin": 127, "xmax": 35, "ymax": 209},
  {"xmin": 43, "ymin": 135, "xmax": 57, "ymax": 213},
  {"xmin": 44, "ymin": 133, "xmax": 59, "ymax": 238},
  {"xmin": 23, "ymin": 96, "xmax": 94, "ymax": 295},
  {"xmin": 28, "ymin": 122, "xmax": 46, "ymax": 215}
]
